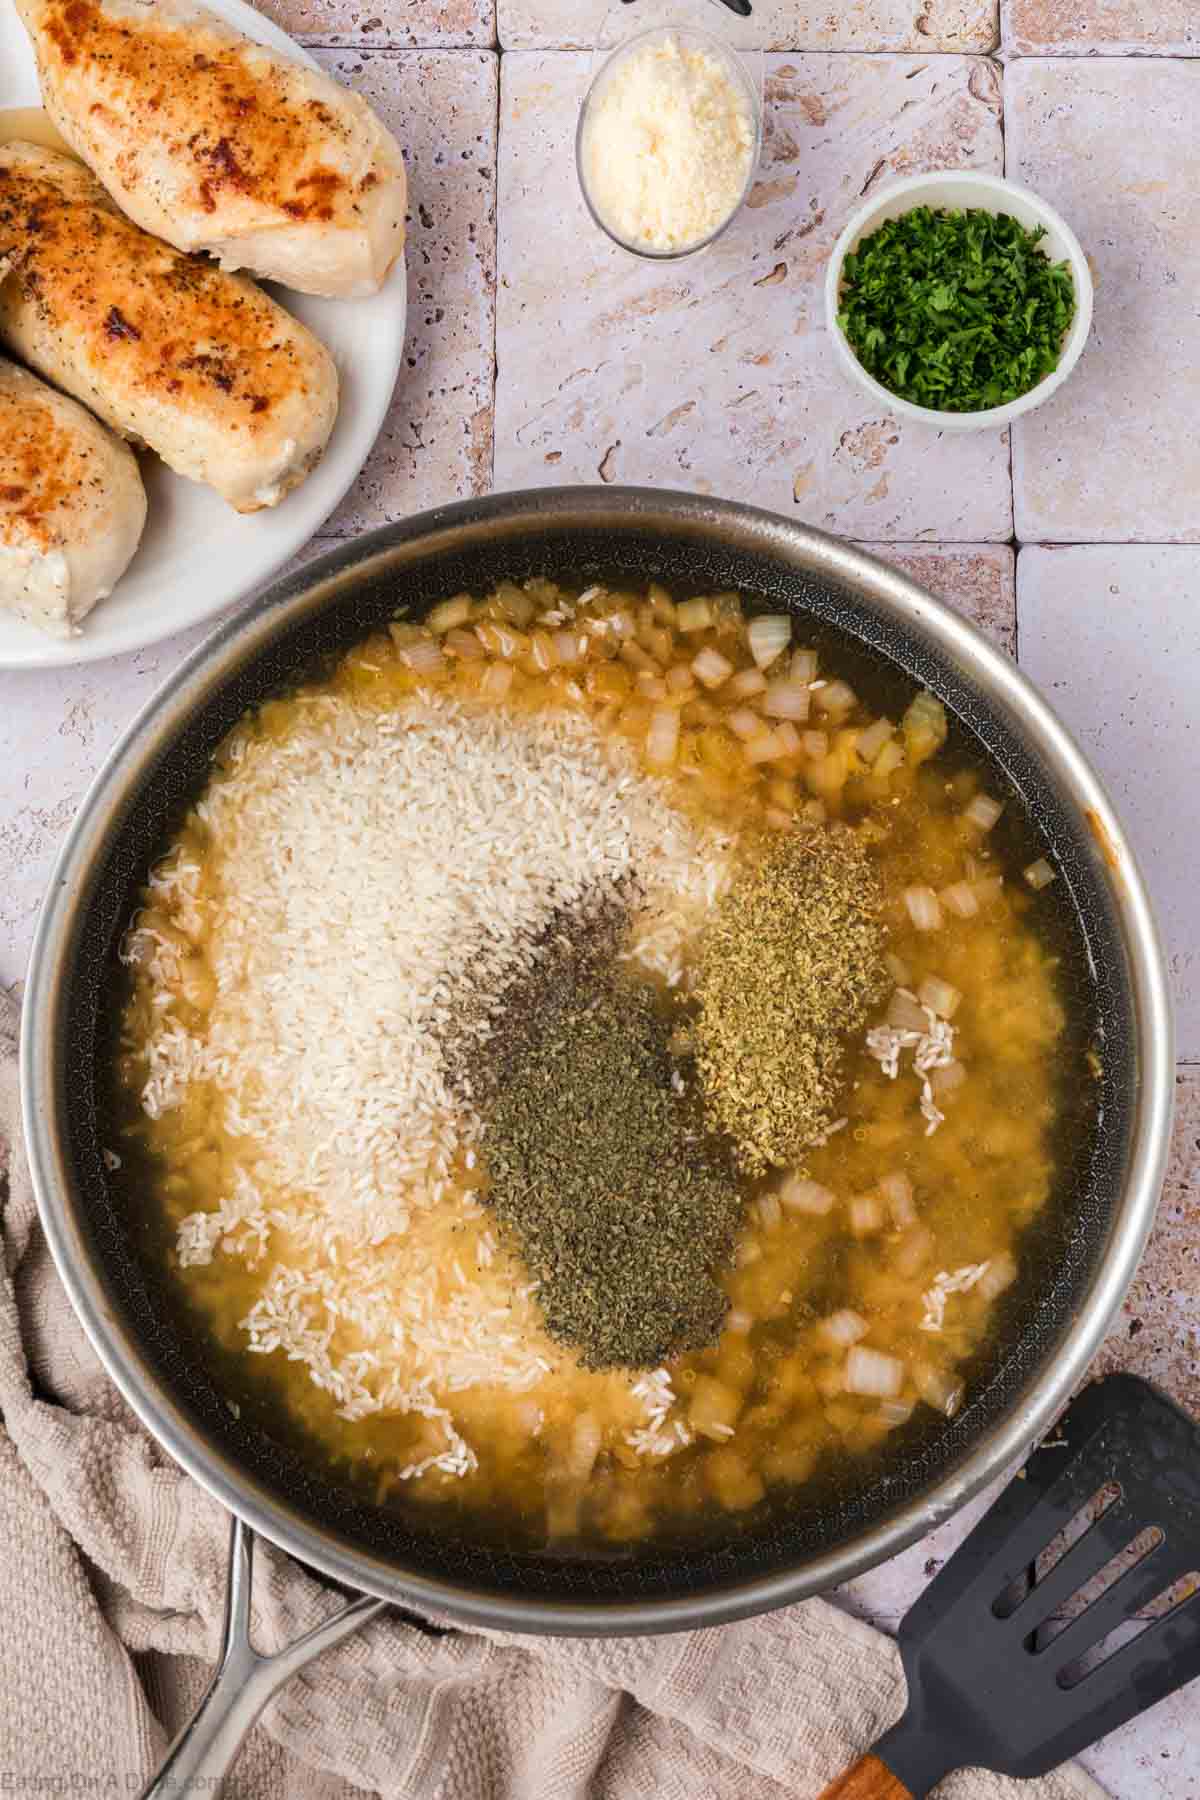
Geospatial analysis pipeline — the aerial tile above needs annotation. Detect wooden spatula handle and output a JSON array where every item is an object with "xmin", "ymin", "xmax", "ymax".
[{"xmin": 816, "ymin": 1753, "xmax": 914, "ymax": 1800}]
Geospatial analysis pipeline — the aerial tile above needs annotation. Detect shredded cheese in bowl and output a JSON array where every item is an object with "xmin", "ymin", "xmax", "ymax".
[{"xmin": 577, "ymin": 27, "xmax": 759, "ymax": 256}]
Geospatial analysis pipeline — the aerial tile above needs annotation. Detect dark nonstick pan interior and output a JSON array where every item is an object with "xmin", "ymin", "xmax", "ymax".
[{"xmin": 51, "ymin": 501, "xmax": 1140, "ymax": 1618}]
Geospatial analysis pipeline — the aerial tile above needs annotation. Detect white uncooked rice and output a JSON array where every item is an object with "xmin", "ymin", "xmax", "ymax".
[{"xmin": 126, "ymin": 690, "xmax": 732, "ymax": 1470}]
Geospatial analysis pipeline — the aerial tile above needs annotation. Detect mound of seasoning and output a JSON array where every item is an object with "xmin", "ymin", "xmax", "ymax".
[
  {"xmin": 837, "ymin": 206, "xmax": 1076, "ymax": 413},
  {"xmin": 694, "ymin": 827, "xmax": 889, "ymax": 1173},
  {"xmin": 456, "ymin": 894, "xmax": 742, "ymax": 1370}
]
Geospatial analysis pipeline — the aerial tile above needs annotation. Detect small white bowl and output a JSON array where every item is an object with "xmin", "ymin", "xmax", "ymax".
[{"xmin": 823, "ymin": 170, "xmax": 1093, "ymax": 432}]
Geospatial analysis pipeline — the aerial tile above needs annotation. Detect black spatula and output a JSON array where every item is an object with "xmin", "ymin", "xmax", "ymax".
[{"xmin": 820, "ymin": 1374, "xmax": 1200, "ymax": 1800}]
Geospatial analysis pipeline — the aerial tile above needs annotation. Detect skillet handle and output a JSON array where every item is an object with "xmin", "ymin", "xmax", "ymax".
[
  {"xmin": 816, "ymin": 1755, "xmax": 914, "ymax": 1800},
  {"xmin": 137, "ymin": 1516, "xmax": 387, "ymax": 1800}
]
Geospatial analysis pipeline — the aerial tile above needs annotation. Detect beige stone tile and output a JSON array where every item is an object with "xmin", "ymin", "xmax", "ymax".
[
  {"xmin": 1002, "ymin": 0, "xmax": 1198, "ymax": 55},
  {"xmin": 255, "ymin": 0, "xmax": 494, "ymax": 49},
  {"xmin": 495, "ymin": 53, "xmax": 1011, "ymax": 542},
  {"xmin": 316, "ymin": 49, "xmax": 497, "ymax": 533},
  {"xmin": 1018, "ymin": 545, "xmax": 1200, "ymax": 1058},
  {"xmin": 862, "ymin": 543, "xmax": 1015, "ymax": 652},
  {"xmin": 499, "ymin": 0, "xmax": 997, "ymax": 52},
  {"xmin": 1008, "ymin": 60, "xmax": 1200, "ymax": 543}
]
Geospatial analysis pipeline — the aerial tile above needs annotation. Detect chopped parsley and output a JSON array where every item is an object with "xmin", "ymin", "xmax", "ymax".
[{"xmin": 836, "ymin": 206, "xmax": 1076, "ymax": 413}]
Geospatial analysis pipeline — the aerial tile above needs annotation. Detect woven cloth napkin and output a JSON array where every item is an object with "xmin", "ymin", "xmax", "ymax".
[{"xmin": 0, "ymin": 990, "xmax": 1106, "ymax": 1800}]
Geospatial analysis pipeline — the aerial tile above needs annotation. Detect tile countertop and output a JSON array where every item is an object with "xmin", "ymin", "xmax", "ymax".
[{"xmin": 1, "ymin": 0, "xmax": 1198, "ymax": 1792}]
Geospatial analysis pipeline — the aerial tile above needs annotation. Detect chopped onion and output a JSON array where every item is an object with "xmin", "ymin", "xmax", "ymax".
[
  {"xmin": 757, "ymin": 1192, "xmax": 782, "ymax": 1230},
  {"xmin": 822, "ymin": 1309, "xmax": 869, "ymax": 1347},
  {"xmin": 904, "ymin": 886, "xmax": 943, "ymax": 932},
  {"xmin": 727, "ymin": 705, "xmax": 766, "ymax": 741},
  {"xmin": 692, "ymin": 646, "xmax": 734, "ymax": 689},
  {"xmin": 677, "ymin": 597, "xmax": 714, "ymax": 633},
  {"xmin": 748, "ymin": 614, "xmax": 792, "ymax": 669},
  {"xmin": 873, "ymin": 740, "xmax": 906, "ymax": 779},
  {"xmin": 762, "ymin": 679, "xmax": 811, "ymax": 721},
  {"xmin": 940, "ymin": 880, "xmax": 979, "ymax": 920},
  {"xmin": 930, "ymin": 1059, "xmax": 967, "ymax": 1097},
  {"xmin": 976, "ymin": 1251, "xmax": 1017, "ymax": 1302},
  {"xmin": 744, "ymin": 730, "xmax": 786, "ymax": 766},
  {"xmin": 620, "ymin": 640, "xmax": 657, "ymax": 673},
  {"xmin": 479, "ymin": 661, "xmax": 514, "ymax": 701},
  {"xmin": 554, "ymin": 630, "xmax": 582, "ymax": 666},
  {"xmin": 1024, "ymin": 858, "xmax": 1057, "ymax": 891},
  {"xmin": 814, "ymin": 678, "xmax": 856, "ymax": 718},
  {"xmin": 666, "ymin": 663, "xmax": 695, "ymax": 694},
  {"xmin": 790, "ymin": 648, "xmax": 818, "ymax": 683},
  {"xmin": 973, "ymin": 875, "xmax": 1005, "ymax": 906},
  {"xmin": 893, "ymin": 1225, "xmax": 935, "ymax": 1278},
  {"xmin": 427, "ymin": 595, "xmax": 473, "ymax": 633},
  {"xmin": 879, "ymin": 1171, "xmax": 916, "ymax": 1228},
  {"xmin": 727, "ymin": 667, "xmax": 768, "ymax": 700},
  {"xmin": 855, "ymin": 717, "xmax": 895, "ymax": 763},
  {"xmin": 889, "ymin": 988, "xmax": 930, "ymax": 1032},
  {"xmin": 398, "ymin": 637, "xmax": 445, "ymax": 674},
  {"xmin": 801, "ymin": 729, "xmax": 829, "ymax": 759},
  {"xmin": 849, "ymin": 1194, "xmax": 884, "ymax": 1237},
  {"xmin": 773, "ymin": 721, "xmax": 802, "ymax": 757},
  {"xmin": 636, "ymin": 671, "xmax": 668, "ymax": 701},
  {"xmin": 845, "ymin": 1347, "xmax": 904, "ymax": 1399},
  {"xmin": 726, "ymin": 1309, "xmax": 753, "ymax": 1335},
  {"xmin": 884, "ymin": 951, "xmax": 912, "ymax": 986},
  {"xmin": 918, "ymin": 975, "xmax": 961, "ymax": 1019},
  {"xmin": 645, "ymin": 707, "xmax": 680, "ymax": 767},
  {"xmin": 443, "ymin": 626, "xmax": 485, "ymax": 662},
  {"xmin": 608, "ymin": 607, "xmax": 636, "ymax": 640},
  {"xmin": 879, "ymin": 1398, "xmax": 915, "ymax": 1427},
  {"xmin": 965, "ymin": 794, "xmax": 1004, "ymax": 832},
  {"xmin": 914, "ymin": 1363, "xmax": 963, "ymax": 1418},
  {"xmin": 529, "ymin": 630, "xmax": 558, "ymax": 671},
  {"xmin": 779, "ymin": 1175, "xmax": 835, "ymax": 1216}
]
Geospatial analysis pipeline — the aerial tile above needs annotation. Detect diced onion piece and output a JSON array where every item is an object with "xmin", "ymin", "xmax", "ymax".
[
  {"xmin": 744, "ymin": 730, "xmax": 786, "ymax": 766},
  {"xmin": 726, "ymin": 1309, "xmax": 753, "ymax": 1335},
  {"xmin": 636, "ymin": 671, "xmax": 668, "ymax": 700},
  {"xmin": 529, "ymin": 629, "xmax": 558, "ymax": 671},
  {"xmin": 879, "ymin": 1171, "xmax": 916, "ymax": 1228},
  {"xmin": 854, "ymin": 717, "xmax": 895, "ymax": 763},
  {"xmin": 427, "ymin": 594, "xmax": 473, "ymax": 633},
  {"xmin": 902, "ymin": 690, "xmax": 948, "ymax": 762},
  {"xmin": 443, "ymin": 626, "xmax": 485, "ymax": 662},
  {"xmin": 727, "ymin": 705, "xmax": 766, "ymax": 741},
  {"xmin": 689, "ymin": 1375, "xmax": 742, "ymax": 1439},
  {"xmin": 645, "ymin": 707, "xmax": 680, "ymax": 767},
  {"xmin": 904, "ymin": 886, "xmax": 943, "ymax": 932},
  {"xmin": 398, "ymin": 637, "xmax": 445, "ymax": 674},
  {"xmin": 479, "ymin": 661, "xmax": 514, "ymax": 701},
  {"xmin": 940, "ymin": 880, "xmax": 980, "ymax": 920},
  {"xmin": 873, "ymin": 740, "xmax": 906, "ymax": 778},
  {"xmin": 849, "ymin": 1194, "xmax": 884, "ymax": 1237},
  {"xmin": 930, "ymin": 1059, "xmax": 967, "ymax": 1097},
  {"xmin": 814, "ymin": 678, "xmax": 856, "ymax": 718},
  {"xmin": 748, "ymin": 614, "xmax": 792, "ymax": 669},
  {"xmin": 763, "ymin": 679, "xmax": 811, "ymax": 721},
  {"xmin": 608, "ymin": 607, "xmax": 637, "ymax": 640},
  {"xmin": 822, "ymin": 1309, "xmax": 868, "ymax": 1347},
  {"xmin": 666, "ymin": 663, "xmax": 695, "ymax": 694},
  {"xmin": 790, "ymin": 648, "xmax": 818, "ymax": 683},
  {"xmin": 888, "ymin": 988, "xmax": 929, "ymax": 1032},
  {"xmin": 913, "ymin": 1362, "xmax": 963, "ymax": 1418},
  {"xmin": 884, "ymin": 951, "xmax": 912, "ymax": 986},
  {"xmin": 1024, "ymin": 858, "xmax": 1057, "ymax": 891},
  {"xmin": 780, "ymin": 1175, "xmax": 835, "ymax": 1216},
  {"xmin": 918, "ymin": 975, "xmax": 961, "ymax": 1019},
  {"xmin": 620, "ymin": 640, "xmax": 657, "ymax": 673},
  {"xmin": 757, "ymin": 1192, "xmax": 782, "ymax": 1230},
  {"xmin": 692, "ymin": 646, "xmax": 734, "ymax": 689},
  {"xmin": 677, "ymin": 597, "xmax": 714, "ymax": 633},
  {"xmin": 893, "ymin": 1225, "xmax": 935, "ymax": 1278},
  {"xmin": 554, "ymin": 630, "xmax": 582, "ymax": 666},
  {"xmin": 965, "ymin": 794, "xmax": 1004, "ymax": 832},
  {"xmin": 976, "ymin": 1251, "xmax": 1017, "ymax": 1303},
  {"xmin": 845, "ymin": 1346, "xmax": 904, "ymax": 1399},
  {"xmin": 802, "ymin": 729, "xmax": 829, "ymax": 759},
  {"xmin": 973, "ymin": 875, "xmax": 1005, "ymax": 906},
  {"xmin": 648, "ymin": 583, "xmax": 676, "ymax": 624},
  {"xmin": 772, "ymin": 721, "xmax": 802, "ymax": 757},
  {"xmin": 727, "ymin": 667, "xmax": 768, "ymax": 700},
  {"xmin": 880, "ymin": 1398, "xmax": 915, "ymax": 1427}
]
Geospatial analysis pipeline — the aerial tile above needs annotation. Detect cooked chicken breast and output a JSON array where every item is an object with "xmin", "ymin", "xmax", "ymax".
[
  {"xmin": 16, "ymin": 0, "xmax": 407, "ymax": 299},
  {"xmin": 0, "ymin": 142, "xmax": 338, "ymax": 513},
  {"xmin": 0, "ymin": 356, "xmax": 147, "ymax": 637}
]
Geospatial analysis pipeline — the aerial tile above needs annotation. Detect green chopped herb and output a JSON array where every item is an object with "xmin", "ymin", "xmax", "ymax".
[{"xmin": 837, "ymin": 206, "xmax": 1076, "ymax": 413}]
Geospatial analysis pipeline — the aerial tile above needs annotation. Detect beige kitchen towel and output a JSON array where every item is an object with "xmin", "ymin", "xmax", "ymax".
[{"xmin": 0, "ymin": 989, "xmax": 1106, "ymax": 1800}]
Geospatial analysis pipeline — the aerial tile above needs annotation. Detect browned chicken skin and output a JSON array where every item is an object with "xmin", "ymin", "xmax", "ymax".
[{"xmin": 0, "ymin": 141, "xmax": 339, "ymax": 512}]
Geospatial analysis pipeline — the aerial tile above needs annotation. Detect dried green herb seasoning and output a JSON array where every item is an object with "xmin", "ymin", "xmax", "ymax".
[
  {"xmin": 695, "ymin": 828, "xmax": 889, "ymax": 1173},
  {"xmin": 461, "ymin": 902, "xmax": 742, "ymax": 1370}
]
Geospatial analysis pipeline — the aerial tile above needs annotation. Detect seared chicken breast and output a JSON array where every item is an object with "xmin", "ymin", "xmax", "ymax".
[
  {"xmin": 17, "ymin": 0, "xmax": 407, "ymax": 299},
  {"xmin": 0, "ymin": 355, "xmax": 147, "ymax": 637},
  {"xmin": 0, "ymin": 142, "xmax": 338, "ymax": 513}
]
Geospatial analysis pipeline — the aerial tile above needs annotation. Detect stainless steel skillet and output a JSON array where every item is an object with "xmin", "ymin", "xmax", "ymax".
[{"xmin": 19, "ymin": 487, "xmax": 1173, "ymax": 1788}]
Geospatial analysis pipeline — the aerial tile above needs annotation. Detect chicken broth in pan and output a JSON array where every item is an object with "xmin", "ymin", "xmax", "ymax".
[{"xmin": 109, "ymin": 579, "xmax": 1096, "ymax": 1548}]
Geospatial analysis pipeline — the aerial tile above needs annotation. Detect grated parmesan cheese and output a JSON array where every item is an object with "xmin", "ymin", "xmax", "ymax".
[{"xmin": 580, "ymin": 33, "xmax": 756, "ymax": 254}]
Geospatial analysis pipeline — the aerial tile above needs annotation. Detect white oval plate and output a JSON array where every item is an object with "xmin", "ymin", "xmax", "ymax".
[{"xmin": 0, "ymin": 0, "xmax": 407, "ymax": 668}]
